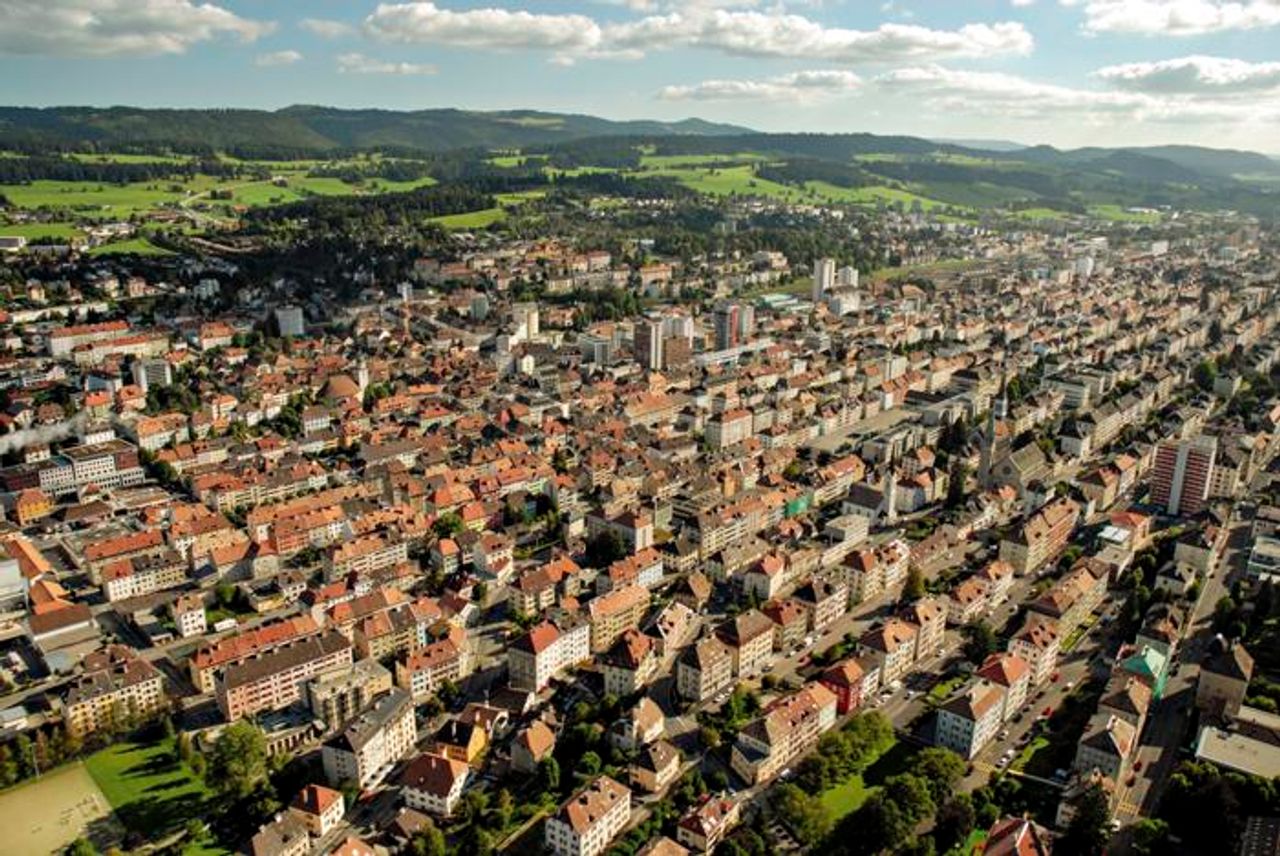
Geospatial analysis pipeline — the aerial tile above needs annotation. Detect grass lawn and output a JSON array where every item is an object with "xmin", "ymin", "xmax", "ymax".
[
  {"xmin": 819, "ymin": 775, "xmax": 873, "ymax": 817},
  {"xmin": 430, "ymin": 207, "xmax": 507, "ymax": 229},
  {"xmin": 928, "ymin": 675, "xmax": 966, "ymax": 704},
  {"xmin": 1010, "ymin": 734, "xmax": 1050, "ymax": 773},
  {"xmin": 86, "ymin": 238, "xmax": 174, "ymax": 257},
  {"xmin": 1009, "ymin": 206, "xmax": 1072, "ymax": 220},
  {"xmin": 1088, "ymin": 203, "xmax": 1161, "ymax": 223},
  {"xmin": 638, "ymin": 152, "xmax": 765, "ymax": 169},
  {"xmin": 0, "ymin": 762, "xmax": 118, "ymax": 855},
  {"xmin": 640, "ymin": 165, "xmax": 803, "ymax": 200},
  {"xmin": 85, "ymin": 737, "xmax": 227, "ymax": 853},
  {"xmin": 817, "ymin": 738, "xmax": 912, "ymax": 822},
  {"xmin": 0, "ymin": 221, "xmax": 83, "ymax": 239}
]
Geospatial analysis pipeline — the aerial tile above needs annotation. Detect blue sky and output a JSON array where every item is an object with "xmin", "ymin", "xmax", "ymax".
[{"xmin": 2, "ymin": 1, "xmax": 1280, "ymax": 151}]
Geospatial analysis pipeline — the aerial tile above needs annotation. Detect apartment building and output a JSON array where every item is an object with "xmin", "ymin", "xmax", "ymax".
[
  {"xmin": 322, "ymin": 688, "xmax": 417, "ymax": 790},
  {"xmin": 936, "ymin": 680, "xmax": 1006, "ymax": 760},
  {"xmin": 1151, "ymin": 435, "xmax": 1217, "ymax": 517},
  {"xmin": 859, "ymin": 618, "xmax": 918, "ymax": 686},
  {"xmin": 101, "ymin": 549, "xmax": 187, "ymax": 602},
  {"xmin": 325, "ymin": 534, "xmax": 408, "ymax": 581},
  {"xmin": 589, "ymin": 585, "xmax": 651, "ymax": 653},
  {"xmin": 999, "ymin": 497, "xmax": 1080, "ymax": 575},
  {"xmin": 171, "ymin": 594, "xmax": 207, "ymax": 639},
  {"xmin": 676, "ymin": 637, "xmax": 735, "ymax": 703},
  {"xmin": 1073, "ymin": 713, "xmax": 1136, "ymax": 780},
  {"xmin": 395, "ymin": 627, "xmax": 469, "ymax": 701},
  {"xmin": 976, "ymin": 653, "xmax": 1031, "ymax": 722},
  {"xmin": 308, "ymin": 659, "xmax": 393, "ymax": 731},
  {"xmin": 63, "ymin": 645, "xmax": 166, "ymax": 737},
  {"xmin": 715, "ymin": 609, "xmax": 774, "ymax": 679},
  {"xmin": 601, "ymin": 629, "xmax": 659, "ymax": 697},
  {"xmin": 900, "ymin": 597, "xmax": 947, "ymax": 663},
  {"xmin": 1028, "ymin": 558, "xmax": 1108, "ymax": 636},
  {"xmin": 400, "ymin": 752, "xmax": 470, "ymax": 818},
  {"xmin": 508, "ymin": 615, "xmax": 591, "ymax": 692},
  {"xmin": 729, "ymin": 683, "xmax": 838, "ymax": 785},
  {"xmin": 190, "ymin": 615, "xmax": 322, "ymax": 694},
  {"xmin": 544, "ymin": 776, "xmax": 632, "ymax": 856},
  {"xmin": 217, "ymin": 631, "xmax": 353, "ymax": 721},
  {"xmin": 1008, "ymin": 616, "xmax": 1061, "ymax": 686}
]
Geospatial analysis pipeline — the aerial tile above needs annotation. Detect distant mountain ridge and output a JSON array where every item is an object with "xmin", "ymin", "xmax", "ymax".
[{"xmin": 0, "ymin": 105, "xmax": 751, "ymax": 153}]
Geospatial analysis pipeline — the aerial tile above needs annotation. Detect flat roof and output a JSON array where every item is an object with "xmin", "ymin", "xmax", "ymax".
[{"xmin": 1196, "ymin": 726, "xmax": 1280, "ymax": 779}]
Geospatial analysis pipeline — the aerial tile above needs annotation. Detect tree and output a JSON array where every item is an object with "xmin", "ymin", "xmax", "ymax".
[
  {"xmin": 847, "ymin": 793, "xmax": 910, "ymax": 855},
  {"xmin": 579, "ymin": 750, "xmax": 602, "ymax": 776},
  {"xmin": 494, "ymin": 788, "xmax": 515, "ymax": 829},
  {"xmin": 584, "ymin": 528, "xmax": 626, "ymax": 568},
  {"xmin": 962, "ymin": 620, "xmax": 999, "ymax": 664},
  {"xmin": 773, "ymin": 783, "xmax": 833, "ymax": 845},
  {"xmin": 539, "ymin": 756, "xmax": 561, "ymax": 792},
  {"xmin": 910, "ymin": 748, "xmax": 966, "ymax": 805},
  {"xmin": 432, "ymin": 512, "xmax": 463, "ymax": 540},
  {"xmin": 1059, "ymin": 782, "xmax": 1111, "ymax": 856},
  {"xmin": 946, "ymin": 461, "xmax": 970, "ymax": 509},
  {"xmin": 409, "ymin": 820, "xmax": 447, "ymax": 856},
  {"xmin": 66, "ymin": 839, "xmax": 98, "ymax": 856},
  {"xmin": 1132, "ymin": 818, "xmax": 1171, "ymax": 856},
  {"xmin": 902, "ymin": 566, "xmax": 926, "ymax": 602},
  {"xmin": 934, "ymin": 793, "xmax": 976, "ymax": 853},
  {"xmin": 1194, "ymin": 359, "xmax": 1218, "ymax": 392},
  {"xmin": 884, "ymin": 773, "xmax": 935, "ymax": 825},
  {"xmin": 700, "ymin": 725, "xmax": 722, "ymax": 749},
  {"xmin": 206, "ymin": 721, "xmax": 268, "ymax": 799}
]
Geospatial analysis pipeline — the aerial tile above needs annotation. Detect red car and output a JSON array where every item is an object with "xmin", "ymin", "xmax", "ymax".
[
  {"xmin": 1050, "ymin": 672, "xmax": 1061, "ymax": 683},
  {"xmin": 1134, "ymin": 760, "xmax": 1144, "ymax": 772},
  {"xmin": 1127, "ymin": 775, "xmax": 1137, "ymax": 787},
  {"xmin": 1042, "ymin": 707, "xmax": 1053, "ymax": 718}
]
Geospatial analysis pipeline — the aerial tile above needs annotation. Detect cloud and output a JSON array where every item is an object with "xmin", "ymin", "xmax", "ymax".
[
  {"xmin": 871, "ymin": 64, "xmax": 1280, "ymax": 124},
  {"xmin": 1067, "ymin": 0, "xmax": 1280, "ymax": 36},
  {"xmin": 0, "ymin": 0, "xmax": 272, "ymax": 57},
  {"xmin": 336, "ymin": 52, "xmax": 437, "ymax": 75},
  {"xmin": 364, "ymin": 3, "xmax": 1032, "ymax": 65},
  {"xmin": 365, "ymin": 2, "xmax": 602, "ymax": 52},
  {"xmin": 300, "ymin": 18, "xmax": 354, "ymax": 39},
  {"xmin": 606, "ymin": 11, "xmax": 1033, "ymax": 62},
  {"xmin": 254, "ymin": 50, "xmax": 302, "ymax": 67},
  {"xmin": 659, "ymin": 69, "xmax": 862, "ymax": 101},
  {"xmin": 1096, "ymin": 55, "xmax": 1280, "ymax": 93}
]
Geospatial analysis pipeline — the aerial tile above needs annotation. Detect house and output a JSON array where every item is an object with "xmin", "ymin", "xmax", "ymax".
[
  {"xmin": 289, "ymin": 784, "xmax": 345, "ymax": 838},
  {"xmin": 609, "ymin": 696, "xmax": 665, "ymax": 752},
  {"xmin": 729, "ymin": 682, "xmax": 837, "ymax": 785},
  {"xmin": 859, "ymin": 618, "xmax": 917, "ymax": 686},
  {"xmin": 676, "ymin": 637, "xmax": 735, "ymax": 703},
  {"xmin": 935, "ymin": 679, "xmax": 1005, "ymax": 759},
  {"xmin": 793, "ymin": 577, "xmax": 848, "ymax": 632},
  {"xmin": 1197, "ymin": 637, "xmax": 1254, "ymax": 720},
  {"xmin": 1073, "ymin": 713, "xmax": 1136, "ymax": 780},
  {"xmin": 677, "ymin": 796, "xmax": 741, "ymax": 853},
  {"xmin": 251, "ymin": 814, "xmax": 309, "ymax": 856},
  {"xmin": 715, "ymin": 610, "xmax": 774, "ymax": 679},
  {"xmin": 512, "ymin": 720, "xmax": 556, "ymax": 774},
  {"xmin": 976, "ymin": 652, "xmax": 1031, "ymax": 723},
  {"xmin": 433, "ymin": 718, "xmax": 487, "ymax": 766},
  {"xmin": 544, "ymin": 776, "xmax": 632, "ymax": 856},
  {"xmin": 999, "ymin": 497, "xmax": 1079, "ymax": 575},
  {"xmin": 983, "ymin": 816, "xmax": 1053, "ymax": 856},
  {"xmin": 589, "ymin": 585, "xmax": 651, "ymax": 653},
  {"xmin": 508, "ymin": 614, "xmax": 591, "ymax": 692},
  {"xmin": 762, "ymin": 598, "xmax": 807, "ymax": 653},
  {"xmin": 1008, "ymin": 615, "xmax": 1060, "ymax": 686},
  {"xmin": 638, "ymin": 838, "xmax": 691, "ymax": 856},
  {"xmin": 630, "ymin": 739, "xmax": 681, "ymax": 794},
  {"xmin": 1098, "ymin": 674, "xmax": 1153, "ymax": 733},
  {"xmin": 973, "ymin": 559, "xmax": 1015, "ymax": 606},
  {"xmin": 601, "ymin": 629, "xmax": 659, "ymax": 697},
  {"xmin": 400, "ymin": 752, "xmax": 470, "ymax": 817},
  {"xmin": 948, "ymin": 577, "xmax": 989, "ymax": 626},
  {"xmin": 819, "ymin": 657, "xmax": 873, "ymax": 715}
]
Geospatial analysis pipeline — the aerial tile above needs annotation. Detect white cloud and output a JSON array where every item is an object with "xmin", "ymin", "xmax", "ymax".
[
  {"xmin": 364, "ymin": 3, "xmax": 1032, "ymax": 65},
  {"xmin": 336, "ymin": 52, "xmax": 436, "ymax": 75},
  {"xmin": 365, "ymin": 2, "xmax": 603, "ymax": 52},
  {"xmin": 1096, "ymin": 55, "xmax": 1280, "ymax": 92},
  {"xmin": 659, "ymin": 69, "xmax": 862, "ymax": 101},
  {"xmin": 0, "ymin": 0, "xmax": 272, "ymax": 57},
  {"xmin": 606, "ymin": 11, "xmax": 1033, "ymax": 63},
  {"xmin": 300, "ymin": 18, "xmax": 354, "ymax": 39},
  {"xmin": 254, "ymin": 50, "xmax": 301, "ymax": 67},
  {"xmin": 1067, "ymin": 0, "xmax": 1280, "ymax": 36},
  {"xmin": 872, "ymin": 64, "xmax": 1280, "ymax": 124}
]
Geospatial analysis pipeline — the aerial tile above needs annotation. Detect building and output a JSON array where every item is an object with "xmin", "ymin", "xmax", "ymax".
[
  {"xmin": 976, "ymin": 653, "xmax": 1031, "ymax": 723},
  {"xmin": 936, "ymin": 680, "xmax": 1005, "ymax": 759},
  {"xmin": 217, "ymin": 631, "xmax": 353, "ymax": 721},
  {"xmin": 250, "ymin": 814, "xmax": 309, "ymax": 856},
  {"xmin": 101, "ymin": 549, "xmax": 187, "ymax": 602},
  {"xmin": 630, "ymin": 739, "xmax": 681, "ymax": 794},
  {"xmin": 308, "ymin": 659, "xmax": 393, "ymax": 731},
  {"xmin": 589, "ymin": 585, "xmax": 651, "ymax": 653},
  {"xmin": 859, "ymin": 619, "xmax": 918, "ymax": 686},
  {"xmin": 999, "ymin": 497, "xmax": 1080, "ymax": 575},
  {"xmin": 1073, "ymin": 713, "xmax": 1136, "ymax": 780},
  {"xmin": 983, "ymin": 816, "xmax": 1053, "ymax": 856},
  {"xmin": 676, "ymin": 637, "xmax": 735, "ymax": 703},
  {"xmin": 601, "ymin": 629, "xmax": 659, "ymax": 697},
  {"xmin": 1197, "ymin": 638, "xmax": 1254, "ymax": 720},
  {"xmin": 63, "ymin": 645, "xmax": 166, "ymax": 737},
  {"xmin": 677, "ymin": 796, "xmax": 741, "ymax": 853},
  {"xmin": 396, "ymin": 627, "xmax": 469, "ymax": 701},
  {"xmin": 635, "ymin": 319, "xmax": 664, "ymax": 370},
  {"xmin": 511, "ymin": 720, "xmax": 557, "ymax": 774},
  {"xmin": 171, "ymin": 593, "xmax": 206, "ymax": 638},
  {"xmin": 321, "ymin": 688, "xmax": 416, "ymax": 790},
  {"xmin": 508, "ymin": 615, "xmax": 591, "ymax": 692},
  {"xmin": 289, "ymin": 784, "xmax": 345, "ymax": 838},
  {"xmin": 819, "ymin": 657, "xmax": 877, "ymax": 715},
  {"xmin": 812, "ymin": 257, "xmax": 835, "ymax": 303},
  {"xmin": 544, "ymin": 775, "xmax": 632, "ymax": 856},
  {"xmin": 1151, "ymin": 435, "xmax": 1217, "ymax": 517},
  {"xmin": 400, "ymin": 752, "xmax": 470, "ymax": 817},
  {"xmin": 275, "ymin": 305, "xmax": 305, "ymax": 337},
  {"xmin": 1008, "ymin": 616, "xmax": 1060, "ymax": 686},
  {"xmin": 715, "ymin": 610, "xmax": 774, "ymax": 679},
  {"xmin": 729, "ymin": 683, "xmax": 837, "ymax": 785}
]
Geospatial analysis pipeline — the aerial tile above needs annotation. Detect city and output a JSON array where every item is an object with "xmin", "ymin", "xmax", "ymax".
[{"xmin": 0, "ymin": 3, "xmax": 1278, "ymax": 856}]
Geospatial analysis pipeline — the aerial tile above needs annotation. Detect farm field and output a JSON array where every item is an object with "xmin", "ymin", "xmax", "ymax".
[
  {"xmin": 1087, "ymin": 203, "xmax": 1162, "ymax": 223},
  {"xmin": 0, "ymin": 221, "xmax": 83, "ymax": 239},
  {"xmin": 86, "ymin": 237, "xmax": 174, "ymax": 257},
  {"xmin": 430, "ymin": 207, "xmax": 507, "ymax": 229},
  {"xmin": 0, "ymin": 762, "xmax": 118, "ymax": 855}
]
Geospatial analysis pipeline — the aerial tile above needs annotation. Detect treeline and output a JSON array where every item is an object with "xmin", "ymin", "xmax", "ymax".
[
  {"xmin": 0, "ymin": 155, "xmax": 247, "ymax": 185},
  {"xmin": 244, "ymin": 181, "xmax": 511, "ymax": 231},
  {"xmin": 756, "ymin": 158, "xmax": 872, "ymax": 189}
]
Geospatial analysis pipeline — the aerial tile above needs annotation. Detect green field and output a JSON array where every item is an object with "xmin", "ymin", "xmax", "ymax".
[
  {"xmin": 819, "ymin": 774, "xmax": 874, "ymax": 817},
  {"xmin": 642, "ymin": 165, "xmax": 803, "ymax": 200},
  {"xmin": 85, "ymin": 737, "xmax": 229, "ymax": 854},
  {"xmin": 1088, "ymin": 203, "xmax": 1161, "ymax": 223},
  {"xmin": 0, "ymin": 763, "xmax": 118, "ymax": 855},
  {"xmin": 638, "ymin": 152, "xmax": 765, "ymax": 168},
  {"xmin": 804, "ymin": 181, "xmax": 958, "ymax": 211},
  {"xmin": 430, "ymin": 207, "xmax": 507, "ymax": 229},
  {"xmin": 0, "ymin": 221, "xmax": 82, "ymax": 239},
  {"xmin": 86, "ymin": 238, "xmax": 174, "ymax": 257},
  {"xmin": 816, "ymin": 738, "xmax": 911, "ymax": 822},
  {"xmin": 1009, "ymin": 206, "xmax": 1073, "ymax": 221},
  {"xmin": 0, "ymin": 179, "xmax": 204, "ymax": 215}
]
